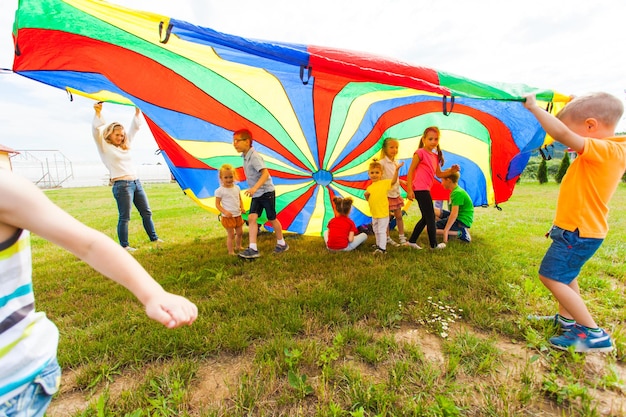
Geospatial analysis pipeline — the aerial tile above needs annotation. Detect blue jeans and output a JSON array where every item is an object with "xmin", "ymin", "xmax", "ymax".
[
  {"xmin": 539, "ymin": 226, "xmax": 603, "ymax": 284},
  {"xmin": 0, "ymin": 358, "xmax": 61, "ymax": 417},
  {"xmin": 112, "ymin": 179, "xmax": 158, "ymax": 247}
]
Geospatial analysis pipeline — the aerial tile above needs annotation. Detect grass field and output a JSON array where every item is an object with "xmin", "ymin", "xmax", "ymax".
[{"xmin": 34, "ymin": 181, "xmax": 626, "ymax": 416}]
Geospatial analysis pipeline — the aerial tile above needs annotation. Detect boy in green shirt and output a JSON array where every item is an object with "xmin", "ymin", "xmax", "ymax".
[{"xmin": 435, "ymin": 171, "xmax": 473, "ymax": 243}]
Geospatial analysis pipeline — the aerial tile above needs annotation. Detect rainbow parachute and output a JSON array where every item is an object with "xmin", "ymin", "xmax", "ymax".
[{"xmin": 12, "ymin": 0, "xmax": 568, "ymax": 235}]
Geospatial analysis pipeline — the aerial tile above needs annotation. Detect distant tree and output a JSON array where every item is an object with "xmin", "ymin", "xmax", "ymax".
[
  {"xmin": 555, "ymin": 152, "xmax": 570, "ymax": 183},
  {"xmin": 538, "ymin": 159, "xmax": 548, "ymax": 184}
]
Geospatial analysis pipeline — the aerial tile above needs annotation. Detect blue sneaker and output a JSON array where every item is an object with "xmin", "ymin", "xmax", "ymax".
[
  {"xmin": 549, "ymin": 324, "xmax": 613, "ymax": 352},
  {"xmin": 273, "ymin": 243, "xmax": 289, "ymax": 254},
  {"xmin": 528, "ymin": 313, "xmax": 576, "ymax": 331},
  {"xmin": 238, "ymin": 247, "xmax": 260, "ymax": 259},
  {"xmin": 458, "ymin": 227, "xmax": 471, "ymax": 243}
]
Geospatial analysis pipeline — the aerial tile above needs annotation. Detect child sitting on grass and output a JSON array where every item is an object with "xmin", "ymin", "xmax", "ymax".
[{"xmin": 323, "ymin": 197, "xmax": 367, "ymax": 251}]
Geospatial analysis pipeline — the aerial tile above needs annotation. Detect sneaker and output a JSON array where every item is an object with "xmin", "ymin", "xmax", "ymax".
[
  {"xmin": 549, "ymin": 324, "xmax": 613, "ymax": 352},
  {"xmin": 458, "ymin": 228, "xmax": 471, "ymax": 243},
  {"xmin": 398, "ymin": 235, "xmax": 407, "ymax": 245},
  {"xmin": 527, "ymin": 313, "xmax": 576, "ymax": 331},
  {"xmin": 274, "ymin": 243, "xmax": 289, "ymax": 254},
  {"xmin": 403, "ymin": 242, "xmax": 422, "ymax": 250},
  {"xmin": 124, "ymin": 246, "xmax": 137, "ymax": 252},
  {"xmin": 387, "ymin": 237, "xmax": 400, "ymax": 247},
  {"xmin": 238, "ymin": 247, "xmax": 260, "ymax": 259},
  {"xmin": 152, "ymin": 238, "xmax": 165, "ymax": 243},
  {"xmin": 433, "ymin": 243, "xmax": 446, "ymax": 250},
  {"xmin": 373, "ymin": 246, "xmax": 387, "ymax": 254}
]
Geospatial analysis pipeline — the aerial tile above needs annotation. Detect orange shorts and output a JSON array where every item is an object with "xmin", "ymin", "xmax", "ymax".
[{"xmin": 220, "ymin": 215, "xmax": 244, "ymax": 229}]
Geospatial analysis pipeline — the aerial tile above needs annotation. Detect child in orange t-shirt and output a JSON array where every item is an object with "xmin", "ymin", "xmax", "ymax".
[{"xmin": 524, "ymin": 92, "xmax": 626, "ymax": 352}]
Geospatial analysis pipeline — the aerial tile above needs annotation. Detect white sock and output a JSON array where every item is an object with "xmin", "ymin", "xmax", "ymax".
[
  {"xmin": 277, "ymin": 239, "xmax": 285, "ymax": 246},
  {"xmin": 249, "ymin": 243, "xmax": 258, "ymax": 251}
]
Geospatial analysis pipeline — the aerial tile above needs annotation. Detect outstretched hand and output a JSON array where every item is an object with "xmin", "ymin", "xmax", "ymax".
[{"xmin": 144, "ymin": 292, "xmax": 198, "ymax": 329}]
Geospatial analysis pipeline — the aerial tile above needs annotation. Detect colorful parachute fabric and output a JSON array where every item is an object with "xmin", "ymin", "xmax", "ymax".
[{"xmin": 12, "ymin": 0, "xmax": 569, "ymax": 235}]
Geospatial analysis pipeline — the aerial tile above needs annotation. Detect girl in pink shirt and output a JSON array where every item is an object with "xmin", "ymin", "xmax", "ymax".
[{"xmin": 405, "ymin": 126, "xmax": 459, "ymax": 249}]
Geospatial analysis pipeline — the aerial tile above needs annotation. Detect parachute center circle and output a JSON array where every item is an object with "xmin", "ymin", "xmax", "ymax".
[{"xmin": 312, "ymin": 169, "xmax": 333, "ymax": 186}]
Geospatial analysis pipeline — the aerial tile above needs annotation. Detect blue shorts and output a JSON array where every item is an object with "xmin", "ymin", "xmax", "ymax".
[
  {"xmin": 249, "ymin": 191, "xmax": 277, "ymax": 220},
  {"xmin": 0, "ymin": 357, "xmax": 61, "ymax": 417},
  {"xmin": 539, "ymin": 226, "xmax": 603, "ymax": 284}
]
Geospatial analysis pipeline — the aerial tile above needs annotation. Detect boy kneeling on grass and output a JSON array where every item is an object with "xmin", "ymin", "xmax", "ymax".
[{"xmin": 435, "ymin": 171, "xmax": 473, "ymax": 244}]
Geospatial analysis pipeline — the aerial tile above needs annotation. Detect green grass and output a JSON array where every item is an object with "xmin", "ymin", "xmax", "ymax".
[{"xmin": 36, "ymin": 181, "xmax": 626, "ymax": 416}]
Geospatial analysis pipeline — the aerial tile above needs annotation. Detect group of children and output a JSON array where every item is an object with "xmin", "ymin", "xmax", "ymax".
[
  {"xmin": 1, "ymin": 91, "xmax": 623, "ymax": 416},
  {"xmin": 215, "ymin": 129, "xmax": 288, "ymax": 259},
  {"xmin": 215, "ymin": 127, "xmax": 475, "ymax": 258},
  {"xmin": 326, "ymin": 130, "xmax": 474, "ymax": 254},
  {"xmin": 217, "ymin": 91, "xmax": 625, "ymax": 355}
]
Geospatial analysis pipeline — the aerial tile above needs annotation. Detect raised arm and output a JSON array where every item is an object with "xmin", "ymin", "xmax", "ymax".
[
  {"xmin": 92, "ymin": 102, "xmax": 106, "ymax": 151},
  {"xmin": 524, "ymin": 94, "xmax": 585, "ymax": 153},
  {"xmin": 127, "ymin": 106, "xmax": 143, "ymax": 143},
  {"xmin": 436, "ymin": 164, "xmax": 460, "ymax": 178},
  {"xmin": 392, "ymin": 161, "xmax": 405, "ymax": 185}
]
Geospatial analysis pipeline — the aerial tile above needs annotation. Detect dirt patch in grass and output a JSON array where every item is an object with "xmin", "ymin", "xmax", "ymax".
[{"xmin": 46, "ymin": 324, "xmax": 626, "ymax": 416}]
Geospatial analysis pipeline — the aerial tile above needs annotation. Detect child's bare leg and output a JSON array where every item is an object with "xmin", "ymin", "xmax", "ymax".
[
  {"xmin": 248, "ymin": 213, "xmax": 259, "ymax": 245},
  {"xmin": 393, "ymin": 207, "xmax": 405, "ymax": 237},
  {"xmin": 235, "ymin": 225, "xmax": 243, "ymax": 250},
  {"xmin": 539, "ymin": 275, "xmax": 597, "ymax": 328},
  {"xmin": 226, "ymin": 227, "xmax": 235, "ymax": 254},
  {"xmin": 270, "ymin": 218, "xmax": 284, "ymax": 241}
]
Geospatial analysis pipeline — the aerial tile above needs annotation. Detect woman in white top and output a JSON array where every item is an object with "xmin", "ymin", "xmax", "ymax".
[{"xmin": 92, "ymin": 102, "xmax": 160, "ymax": 251}]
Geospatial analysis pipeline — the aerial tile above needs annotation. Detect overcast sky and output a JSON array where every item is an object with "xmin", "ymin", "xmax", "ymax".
[{"xmin": 1, "ymin": 0, "xmax": 625, "ymax": 164}]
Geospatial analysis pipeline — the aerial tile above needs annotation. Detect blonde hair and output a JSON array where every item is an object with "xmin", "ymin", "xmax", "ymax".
[
  {"xmin": 557, "ymin": 92, "xmax": 624, "ymax": 128},
  {"xmin": 379, "ymin": 137, "xmax": 399, "ymax": 160},
  {"xmin": 218, "ymin": 164, "xmax": 238, "ymax": 182},
  {"xmin": 368, "ymin": 159, "xmax": 382, "ymax": 171},
  {"xmin": 418, "ymin": 126, "xmax": 444, "ymax": 166},
  {"xmin": 332, "ymin": 196, "xmax": 353, "ymax": 216},
  {"xmin": 103, "ymin": 122, "xmax": 129, "ymax": 150}
]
